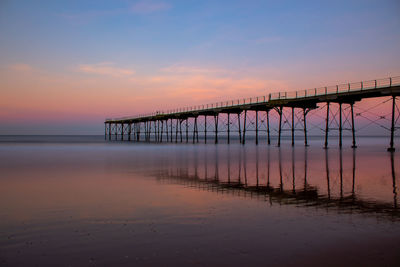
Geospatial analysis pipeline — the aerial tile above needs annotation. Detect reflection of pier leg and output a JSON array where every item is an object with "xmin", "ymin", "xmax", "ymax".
[
  {"xmin": 267, "ymin": 110, "xmax": 270, "ymax": 145},
  {"xmin": 291, "ymin": 107, "xmax": 295, "ymax": 146},
  {"xmin": 324, "ymin": 102, "xmax": 330, "ymax": 149},
  {"xmin": 339, "ymin": 149, "xmax": 343, "ymax": 199},
  {"xmin": 339, "ymin": 103, "xmax": 343, "ymax": 149},
  {"xmin": 279, "ymin": 149, "xmax": 283, "ymax": 191},
  {"xmin": 352, "ymin": 148, "xmax": 356, "ymax": 196},
  {"xmin": 388, "ymin": 96, "xmax": 396, "ymax": 152},
  {"xmin": 325, "ymin": 149, "xmax": 330, "ymax": 199},
  {"xmin": 351, "ymin": 103, "xmax": 357, "ymax": 148},
  {"xmin": 238, "ymin": 149, "xmax": 242, "ymax": 184},
  {"xmin": 267, "ymin": 148, "xmax": 270, "ymax": 187},
  {"xmin": 391, "ymin": 152, "xmax": 397, "ymax": 208},
  {"xmin": 304, "ymin": 147, "xmax": 308, "ymax": 191},
  {"xmin": 256, "ymin": 148, "xmax": 259, "ymax": 187},
  {"xmin": 292, "ymin": 148, "xmax": 295, "ymax": 193},
  {"xmin": 242, "ymin": 110, "xmax": 247, "ymax": 145},
  {"xmin": 256, "ymin": 111, "xmax": 259, "ymax": 145},
  {"xmin": 227, "ymin": 147, "xmax": 231, "ymax": 184},
  {"xmin": 243, "ymin": 148, "xmax": 247, "ymax": 186}
]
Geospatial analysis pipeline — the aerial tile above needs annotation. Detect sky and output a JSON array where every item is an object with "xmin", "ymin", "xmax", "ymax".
[{"xmin": 0, "ymin": 0, "xmax": 399, "ymax": 134}]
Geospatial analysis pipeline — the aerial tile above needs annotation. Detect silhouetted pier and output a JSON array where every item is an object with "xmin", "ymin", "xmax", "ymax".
[{"xmin": 105, "ymin": 76, "xmax": 400, "ymax": 150}]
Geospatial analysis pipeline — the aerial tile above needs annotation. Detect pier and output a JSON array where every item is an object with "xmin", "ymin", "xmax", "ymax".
[{"xmin": 105, "ymin": 76, "xmax": 400, "ymax": 150}]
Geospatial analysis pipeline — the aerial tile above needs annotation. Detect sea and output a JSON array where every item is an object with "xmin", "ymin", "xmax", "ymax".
[{"xmin": 0, "ymin": 135, "xmax": 399, "ymax": 266}]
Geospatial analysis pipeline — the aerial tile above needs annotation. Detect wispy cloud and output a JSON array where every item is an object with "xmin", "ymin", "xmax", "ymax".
[
  {"xmin": 131, "ymin": 1, "xmax": 171, "ymax": 14},
  {"xmin": 78, "ymin": 62, "xmax": 135, "ymax": 77},
  {"xmin": 161, "ymin": 64, "xmax": 226, "ymax": 75},
  {"xmin": 8, "ymin": 63, "xmax": 32, "ymax": 72}
]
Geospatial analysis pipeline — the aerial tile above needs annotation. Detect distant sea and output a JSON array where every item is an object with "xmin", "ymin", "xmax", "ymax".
[{"xmin": 0, "ymin": 135, "xmax": 399, "ymax": 266}]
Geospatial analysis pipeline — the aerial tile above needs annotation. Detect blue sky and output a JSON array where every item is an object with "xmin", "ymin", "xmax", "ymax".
[{"xmin": 0, "ymin": 0, "xmax": 399, "ymax": 134}]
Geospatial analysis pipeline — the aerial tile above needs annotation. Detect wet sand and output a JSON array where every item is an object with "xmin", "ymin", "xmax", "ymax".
[{"xmin": 0, "ymin": 136, "xmax": 399, "ymax": 266}]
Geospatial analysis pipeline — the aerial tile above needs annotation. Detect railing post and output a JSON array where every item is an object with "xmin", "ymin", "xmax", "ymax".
[
  {"xmin": 361, "ymin": 81, "xmax": 363, "ymax": 90},
  {"xmin": 390, "ymin": 77, "xmax": 392, "ymax": 87}
]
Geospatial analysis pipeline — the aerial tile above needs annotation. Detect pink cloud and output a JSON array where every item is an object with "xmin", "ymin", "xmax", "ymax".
[
  {"xmin": 8, "ymin": 63, "xmax": 32, "ymax": 72},
  {"xmin": 78, "ymin": 62, "xmax": 135, "ymax": 77}
]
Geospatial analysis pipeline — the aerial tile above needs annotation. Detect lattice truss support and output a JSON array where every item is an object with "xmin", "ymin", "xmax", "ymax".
[{"xmin": 105, "ymin": 96, "xmax": 400, "ymax": 150}]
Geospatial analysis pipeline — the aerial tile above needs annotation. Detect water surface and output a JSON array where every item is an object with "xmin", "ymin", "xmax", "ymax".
[{"xmin": 0, "ymin": 136, "xmax": 399, "ymax": 266}]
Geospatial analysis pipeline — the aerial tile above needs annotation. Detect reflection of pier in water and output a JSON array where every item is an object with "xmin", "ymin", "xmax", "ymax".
[{"xmin": 155, "ymin": 147, "xmax": 399, "ymax": 220}]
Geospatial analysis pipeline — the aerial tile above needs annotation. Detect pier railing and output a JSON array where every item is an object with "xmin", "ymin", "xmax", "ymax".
[{"xmin": 105, "ymin": 76, "xmax": 400, "ymax": 122}]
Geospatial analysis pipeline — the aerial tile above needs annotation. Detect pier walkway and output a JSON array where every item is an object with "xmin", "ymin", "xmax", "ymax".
[{"xmin": 105, "ymin": 76, "xmax": 400, "ymax": 151}]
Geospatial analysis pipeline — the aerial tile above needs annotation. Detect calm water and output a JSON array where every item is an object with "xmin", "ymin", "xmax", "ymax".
[{"xmin": 0, "ymin": 136, "xmax": 399, "ymax": 266}]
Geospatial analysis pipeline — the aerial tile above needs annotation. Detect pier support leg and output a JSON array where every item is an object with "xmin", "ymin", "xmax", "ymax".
[
  {"xmin": 186, "ymin": 119, "xmax": 189, "ymax": 143},
  {"xmin": 324, "ymin": 102, "xmax": 330, "ymax": 149},
  {"xmin": 255, "ymin": 111, "xmax": 258, "ymax": 145},
  {"xmin": 267, "ymin": 110, "xmax": 270, "ymax": 145},
  {"xmin": 303, "ymin": 108, "xmax": 308, "ymax": 147},
  {"xmin": 104, "ymin": 123, "xmax": 107, "ymax": 140},
  {"xmin": 238, "ymin": 113, "xmax": 242, "ymax": 144},
  {"xmin": 214, "ymin": 114, "xmax": 219, "ymax": 144},
  {"xmin": 166, "ymin": 119, "xmax": 169, "ymax": 141},
  {"xmin": 291, "ymin": 107, "xmax": 294, "ymax": 146},
  {"xmin": 170, "ymin": 119, "xmax": 173, "ymax": 142},
  {"xmin": 242, "ymin": 110, "xmax": 247, "ymax": 145},
  {"xmin": 137, "ymin": 123, "xmax": 140, "ymax": 142},
  {"xmin": 115, "ymin": 123, "xmax": 118, "ymax": 140},
  {"xmin": 204, "ymin": 116, "xmax": 207, "ymax": 144},
  {"xmin": 193, "ymin": 117, "xmax": 196, "ymax": 144},
  {"xmin": 339, "ymin": 103, "xmax": 343, "ymax": 149},
  {"xmin": 128, "ymin": 123, "xmax": 132, "ymax": 141},
  {"xmin": 180, "ymin": 120, "xmax": 183, "ymax": 143},
  {"xmin": 175, "ymin": 119, "xmax": 178, "ymax": 143},
  {"xmin": 351, "ymin": 103, "xmax": 357, "ymax": 148},
  {"xmin": 161, "ymin": 121, "xmax": 164, "ymax": 142},
  {"xmin": 196, "ymin": 117, "xmax": 199, "ymax": 143},
  {"xmin": 388, "ymin": 96, "xmax": 396, "ymax": 152},
  {"xmin": 277, "ymin": 107, "xmax": 283, "ymax": 147},
  {"xmin": 108, "ymin": 123, "xmax": 111, "ymax": 141},
  {"xmin": 121, "ymin": 123, "xmax": 124, "ymax": 141},
  {"xmin": 227, "ymin": 113, "xmax": 230, "ymax": 144}
]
